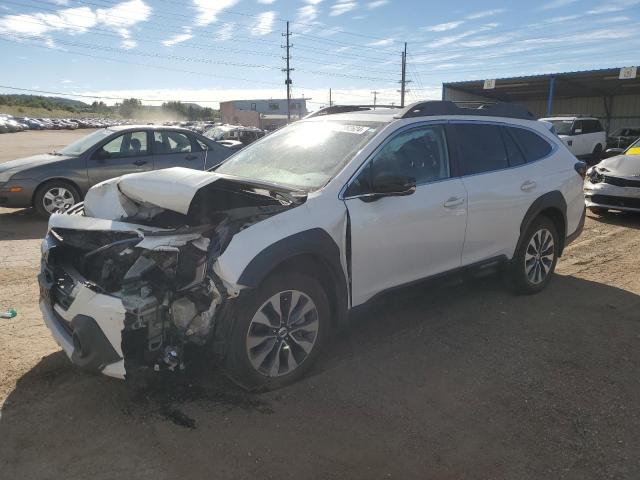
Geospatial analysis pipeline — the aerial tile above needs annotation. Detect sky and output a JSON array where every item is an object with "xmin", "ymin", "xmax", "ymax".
[{"xmin": 0, "ymin": 0, "xmax": 639, "ymax": 109}]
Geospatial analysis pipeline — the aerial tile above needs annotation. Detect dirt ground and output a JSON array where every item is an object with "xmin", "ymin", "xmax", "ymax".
[{"xmin": 1, "ymin": 130, "xmax": 639, "ymax": 479}]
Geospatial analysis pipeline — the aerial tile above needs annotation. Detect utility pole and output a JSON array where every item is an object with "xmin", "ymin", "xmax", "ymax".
[
  {"xmin": 329, "ymin": 88, "xmax": 332, "ymax": 107},
  {"xmin": 282, "ymin": 21, "xmax": 293, "ymax": 123},
  {"xmin": 371, "ymin": 90, "xmax": 379, "ymax": 109},
  {"xmin": 399, "ymin": 42, "xmax": 411, "ymax": 107}
]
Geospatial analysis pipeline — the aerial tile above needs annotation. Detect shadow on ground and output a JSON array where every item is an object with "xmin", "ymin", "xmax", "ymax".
[
  {"xmin": 2, "ymin": 273, "xmax": 640, "ymax": 479},
  {"xmin": 588, "ymin": 209, "xmax": 640, "ymax": 230},
  {"xmin": 0, "ymin": 208, "xmax": 47, "ymax": 241}
]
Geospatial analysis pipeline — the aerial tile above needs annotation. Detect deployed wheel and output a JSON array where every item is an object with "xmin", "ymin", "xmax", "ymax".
[
  {"xmin": 223, "ymin": 271, "xmax": 329, "ymax": 391},
  {"xmin": 588, "ymin": 206, "xmax": 608, "ymax": 215},
  {"xmin": 511, "ymin": 215, "xmax": 559, "ymax": 294},
  {"xmin": 34, "ymin": 181, "xmax": 80, "ymax": 217}
]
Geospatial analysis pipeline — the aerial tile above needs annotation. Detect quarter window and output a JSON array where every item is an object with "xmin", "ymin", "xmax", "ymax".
[
  {"xmin": 510, "ymin": 127, "xmax": 552, "ymax": 162},
  {"xmin": 455, "ymin": 124, "xmax": 508, "ymax": 175},
  {"xmin": 501, "ymin": 128, "xmax": 526, "ymax": 166}
]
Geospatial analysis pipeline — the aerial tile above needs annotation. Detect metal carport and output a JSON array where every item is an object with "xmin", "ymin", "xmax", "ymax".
[{"xmin": 442, "ymin": 67, "xmax": 640, "ymax": 133}]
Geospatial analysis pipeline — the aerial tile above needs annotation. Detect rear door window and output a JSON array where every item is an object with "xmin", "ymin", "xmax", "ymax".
[
  {"xmin": 154, "ymin": 131, "xmax": 194, "ymax": 154},
  {"xmin": 455, "ymin": 124, "xmax": 508, "ymax": 175},
  {"xmin": 509, "ymin": 127, "xmax": 552, "ymax": 162}
]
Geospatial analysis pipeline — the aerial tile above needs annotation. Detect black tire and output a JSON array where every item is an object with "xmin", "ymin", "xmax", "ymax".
[
  {"xmin": 33, "ymin": 180, "xmax": 81, "ymax": 218},
  {"xmin": 591, "ymin": 144, "xmax": 603, "ymax": 164},
  {"xmin": 588, "ymin": 206, "xmax": 608, "ymax": 215},
  {"xmin": 222, "ymin": 270, "xmax": 330, "ymax": 391},
  {"xmin": 510, "ymin": 215, "xmax": 559, "ymax": 295}
]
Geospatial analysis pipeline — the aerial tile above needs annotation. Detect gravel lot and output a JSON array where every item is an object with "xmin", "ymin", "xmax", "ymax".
[{"xmin": 1, "ymin": 130, "xmax": 639, "ymax": 479}]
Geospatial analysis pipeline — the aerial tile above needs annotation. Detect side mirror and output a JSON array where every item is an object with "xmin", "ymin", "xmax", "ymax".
[
  {"xmin": 371, "ymin": 173, "xmax": 416, "ymax": 197},
  {"xmin": 93, "ymin": 148, "xmax": 110, "ymax": 160},
  {"xmin": 604, "ymin": 148, "xmax": 624, "ymax": 158}
]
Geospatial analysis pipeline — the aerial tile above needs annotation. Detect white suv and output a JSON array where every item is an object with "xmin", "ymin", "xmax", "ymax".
[
  {"xmin": 38, "ymin": 101, "xmax": 586, "ymax": 390},
  {"xmin": 540, "ymin": 116, "xmax": 606, "ymax": 164}
]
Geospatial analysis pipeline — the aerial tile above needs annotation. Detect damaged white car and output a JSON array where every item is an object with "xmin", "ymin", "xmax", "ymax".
[
  {"xmin": 584, "ymin": 139, "xmax": 640, "ymax": 214},
  {"xmin": 39, "ymin": 101, "xmax": 586, "ymax": 390}
]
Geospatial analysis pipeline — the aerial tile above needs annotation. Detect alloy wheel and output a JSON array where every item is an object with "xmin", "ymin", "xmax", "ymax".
[
  {"xmin": 42, "ymin": 186, "xmax": 76, "ymax": 214},
  {"xmin": 524, "ymin": 228, "xmax": 555, "ymax": 285},
  {"xmin": 246, "ymin": 290, "xmax": 320, "ymax": 377}
]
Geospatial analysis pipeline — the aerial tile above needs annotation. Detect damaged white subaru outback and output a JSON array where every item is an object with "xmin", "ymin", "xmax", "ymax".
[{"xmin": 39, "ymin": 101, "xmax": 586, "ymax": 390}]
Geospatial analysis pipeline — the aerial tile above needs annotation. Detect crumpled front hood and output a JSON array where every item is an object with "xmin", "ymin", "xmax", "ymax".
[
  {"xmin": 83, "ymin": 166, "xmax": 306, "ymax": 224},
  {"xmin": 595, "ymin": 154, "xmax": 640, "ymax": 177},
  {"xmin": 84, "ymin": 167, "xmax": 221, "ymax": 218},
  {"xmin": 0, "ymin": 153, "xmax": 73, "ymax": 176}
]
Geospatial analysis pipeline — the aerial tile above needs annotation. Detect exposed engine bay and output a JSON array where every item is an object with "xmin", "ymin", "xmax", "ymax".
[{"xmin": 42, "ymin": 168, "xmax": 306, "ymax": 379}]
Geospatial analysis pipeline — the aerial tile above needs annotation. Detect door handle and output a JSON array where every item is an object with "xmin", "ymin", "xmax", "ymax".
[
  {"xmin": 443, "ymin": 196, "xmax": 464, "ymax": 208},
  {"xmin": 185, "ymin": 154, "xmax": 198, "ymax": 160},
  {"xmin": 133, "ymin": 159, "xmax": 147, "ymax": 166},
  {"xmin": 521, "ymin": 180, "xmax": 537, "ymax": 192}
]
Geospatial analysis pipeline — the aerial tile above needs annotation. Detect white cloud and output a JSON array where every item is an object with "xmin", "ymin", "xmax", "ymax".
[
  {"xmin": 50, "ymin": 0, "xmax": 70, "ymax": 5},
  {"xmin": 257, "ymin": 0, "xmax": 276, "ymax": 4},
  {"xmin": 465, "ymin": 8, "xmax": 506, "ymax": 20},
  {"xmin": 192, "ymin": 0, "xmax": 240, "ymax": 27},
  {"xmin": 587, "ymin": 0, "xmax": 640, "ymax": 15},
  {"xmin": 367, "ymin": 37, "xmax": 393, "ymax": 46},
  {"xmin": 0, "ymin": 1, "xmax": 151, "ymax": 48},
  {"xmin": 251, "ymin": 11, "xmax": 275, "ymax": 35},
  {"xmin": 61, "ymin": 79, "xmax": 72, "ymax": 83},
  {"xmin": 215, "ymin": 22, "xmax": 235, "ymax": 41},
  {"xmin": 595, "ymin": 15, "xmax": 631, "ymax": 23},
  {"xmin": 366, "ymin": 0, "xmax": 387, "ymax": 8},
  {"xmin": 162, "ymin": 28, "xmax": 193, "ymax": 46},
  {"xmin": 423, "ymin": 21, "xmax": 464, "ymax": 32},
  {"xmin": 296, "ymin": 4, "xmax": 319, "ymax": 25},
  {"xmin": 305, "ymin": 0, "xmax": 324, "ymax": 4},
  {"xmin": 330, "ymin": 1, "xmax": 357, "ymax": 16},
  {"xmin": 539, "ymin": 0, "xmax": 579, "ymax": 10}
]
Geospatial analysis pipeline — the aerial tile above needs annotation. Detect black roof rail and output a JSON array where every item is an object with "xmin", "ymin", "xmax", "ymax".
[
  {"xmin": 395, "ymin": 101, "xmax": 535, "ymax": 121},
  {"xmin": 304, "ymin": 104, "xmax": 401, "ymax": 119}
]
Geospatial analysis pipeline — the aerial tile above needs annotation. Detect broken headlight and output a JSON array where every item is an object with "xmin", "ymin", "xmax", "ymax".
[{"xmin": 586, "ymin": 167, "xmax": 603, "ymax": 184}]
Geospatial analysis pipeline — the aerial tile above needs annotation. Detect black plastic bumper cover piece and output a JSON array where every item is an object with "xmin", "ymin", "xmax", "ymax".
[{"xmin": 70, "ymin": 315, "xmax": 121, "ymax": 371}]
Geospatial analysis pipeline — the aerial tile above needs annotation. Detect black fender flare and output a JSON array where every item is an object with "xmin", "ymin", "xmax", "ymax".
[
  {"xmin": 518, "ymin": 190, "xmax": 567, "ymax": 255},
  {"xmin": 237, "ymin": 227, "xmax": 349, "ymax": 320}
]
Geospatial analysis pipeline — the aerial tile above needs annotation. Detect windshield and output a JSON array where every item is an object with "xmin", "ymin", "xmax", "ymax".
[
  {"xmin": 625, "ymin": 137, "xmax": 640, "ymax": 154},
  {"xmin": 615, "ymin": 128, "xmax": 640, "ymax": 137},
  {"xmin": 59, "ymin": 129, "xmax": 113, "ymax": 155},
  {"xmin": 547, "ymin": 120, "xmax": 574, "ymax": 136},
  {"xmin": 214, "ymin": 120, "xmax": 384, "ymax": 190}
]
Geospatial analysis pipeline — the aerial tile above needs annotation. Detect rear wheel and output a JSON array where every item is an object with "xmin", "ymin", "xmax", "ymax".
[
  {"xmin": 510, "ymin": 216, "xmax": 559, "ymax": 294},
  {"xmin": 591, "ymin": 144, "xmax": 603, "ymax": 164},
  {"xmin": 34, "ymin": 181, "xmax": 81, "ymax": 218},
  {"xmin": 222, "ymin": 270, "xmax": 330, "ymax": 391}
]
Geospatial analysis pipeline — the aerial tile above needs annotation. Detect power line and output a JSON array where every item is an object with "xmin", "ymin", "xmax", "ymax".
[{"xmin": 0, "ymin": 84, "xmax": 223, "ymax": 102}]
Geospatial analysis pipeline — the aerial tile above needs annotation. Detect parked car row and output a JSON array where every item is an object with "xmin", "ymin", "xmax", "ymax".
[
  {"xmin": 0, "ymin": 113, "xmax": 128, "ymax": 133},
  {"xmin": 162, "ymin": 120, "xmax": 217, "ymax": 134}
]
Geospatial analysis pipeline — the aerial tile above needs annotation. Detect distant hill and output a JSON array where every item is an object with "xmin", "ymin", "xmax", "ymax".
[{"xmin": 0, "ymin": 94, "xmax": 89, "ymax": 111}]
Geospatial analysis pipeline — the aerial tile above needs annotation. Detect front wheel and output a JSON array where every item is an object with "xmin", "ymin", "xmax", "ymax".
[
  {"xmin": 222, "ymin": 271, "xmax": 330, "ymax": 391},
  {"xmin": 510, "ymin": 216, "xmax": 559, "ymax": 294},
  {"xmin": 34, "ymin": 181, "xmax": 81, "ymax": 218}
]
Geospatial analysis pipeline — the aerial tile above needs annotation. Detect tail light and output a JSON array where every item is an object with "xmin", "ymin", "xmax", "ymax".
[{"xmin": 574, "ymin": 161, "xmax": 587, "ymax": 179}]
